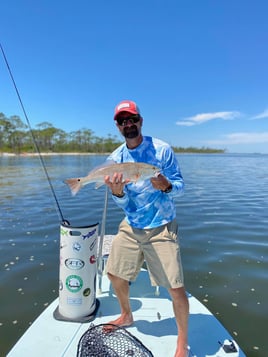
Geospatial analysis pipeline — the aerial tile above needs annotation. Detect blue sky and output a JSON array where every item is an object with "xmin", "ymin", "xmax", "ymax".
[{"xmin": 1, "ymin": 0, "xmax": 268, "ymax": 153}]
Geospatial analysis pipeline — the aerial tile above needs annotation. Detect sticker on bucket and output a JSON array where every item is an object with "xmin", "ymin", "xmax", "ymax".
[
  {"xmin": 66, "ymin": 275, "xmax": 83, "ymax": 293},
  {"xmin": 67, "ymin": 297, "xmax": 82, "ymax": 305},
  {"xmin": 65, "ymin": 258, "xmax": 85, "ymax": 270},
  {"xmin": 82, "ymin": 228, "xmax": 97, "ymax": 240}
]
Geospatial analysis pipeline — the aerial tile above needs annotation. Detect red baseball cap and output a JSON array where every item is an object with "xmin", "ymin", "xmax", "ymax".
[{"xmin": 114, "ymin": 100, "xmax": 140, "ymax": 120}]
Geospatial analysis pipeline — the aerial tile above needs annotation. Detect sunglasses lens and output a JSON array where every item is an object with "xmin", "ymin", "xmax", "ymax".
[
  {"xmin": 117, "ymin": 115, "xmax": 140, "ymax": 126},
  {"xmin": 116, "ymin": 118, "xmax": 124, "ymax": 126}
]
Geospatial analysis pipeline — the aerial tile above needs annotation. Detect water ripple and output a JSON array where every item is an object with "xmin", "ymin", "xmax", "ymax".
[{"xmin": 1, "ymin": 154, "xmax": 268, "ymax": 356}]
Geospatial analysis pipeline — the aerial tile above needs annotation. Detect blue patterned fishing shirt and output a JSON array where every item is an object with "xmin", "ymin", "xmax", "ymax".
[{"xmin": 107, "ymin": 136, "xmax": 184, "ymax": 229}]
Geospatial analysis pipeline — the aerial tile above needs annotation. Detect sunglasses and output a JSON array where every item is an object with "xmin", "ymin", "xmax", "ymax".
[{"xmin": 116, "ymin": 115, "xmax": 141, "ymax": 127}]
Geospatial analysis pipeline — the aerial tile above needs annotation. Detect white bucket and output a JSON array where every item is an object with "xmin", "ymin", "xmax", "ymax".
[{"xmin": 54, "ymin": 222, "xmax": 99, "ymax": 322}]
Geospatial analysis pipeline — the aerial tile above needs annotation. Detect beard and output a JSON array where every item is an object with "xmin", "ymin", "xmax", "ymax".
[{"xmin": 122, "ymin": 125, "xmax": 139, "ymax": 139}]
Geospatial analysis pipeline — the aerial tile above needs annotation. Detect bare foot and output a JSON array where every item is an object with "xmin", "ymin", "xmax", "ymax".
[
  {"xmin": 103, "ymin": 313, "xmax": 134, "ymax": 332},
  {"xmin": 108, "ymin": 313, "xmax": 134, "ymax": 326}
]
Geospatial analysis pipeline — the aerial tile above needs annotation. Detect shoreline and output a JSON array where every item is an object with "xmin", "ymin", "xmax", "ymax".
[
  {"xmin": 0, "ymin": 152, "xmax": 109, "ymax": 157},
  {"xmin": 1, "ymin": 151, "xmax": 265, "ymax": 157}
]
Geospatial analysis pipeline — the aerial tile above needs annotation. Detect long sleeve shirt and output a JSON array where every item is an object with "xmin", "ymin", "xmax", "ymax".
[{"xmin": 107, "ymin": 136, "xmax": 184, "ymax": 229}]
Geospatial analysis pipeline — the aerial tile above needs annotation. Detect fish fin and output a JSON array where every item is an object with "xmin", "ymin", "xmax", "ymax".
[
  {"xmin": 94, "ymin": 182, "xmax": 104, "ymax": 189},
  {"xmin": 133, "ymin": 173, "xmax": 141, "ymax": 183},
  {"xmin": 65, "ymin": 178, "xmax": 82, "ymax": 196},
  {"xmin": 87, "ymin": 160, "xmax": 117, "ymax": 175}
]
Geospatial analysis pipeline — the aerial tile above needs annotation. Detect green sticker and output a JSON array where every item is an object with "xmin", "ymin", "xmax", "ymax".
[{"xmin": 66, "ymin": 275, "xmax": 83, "ymax": 293}]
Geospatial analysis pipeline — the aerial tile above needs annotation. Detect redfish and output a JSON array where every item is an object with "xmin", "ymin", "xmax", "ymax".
[{"xmin": 65, "ymin": 162, "xmax": 160, "ymax": 196}]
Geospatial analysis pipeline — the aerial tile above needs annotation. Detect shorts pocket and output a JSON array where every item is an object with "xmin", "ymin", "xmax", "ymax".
[{"xmin": 166, "ymin": 220, "xmax": 178, "ymax": 242}]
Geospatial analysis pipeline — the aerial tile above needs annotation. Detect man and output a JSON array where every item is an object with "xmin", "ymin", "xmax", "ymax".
[{"xmin": 104, "ymin": 100, "xmax": 189, "ymax": 357}]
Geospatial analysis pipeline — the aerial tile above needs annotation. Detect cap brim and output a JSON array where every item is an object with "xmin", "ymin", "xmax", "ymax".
[{"xmin": 114, "ymin": 109, "xmax": 138, "ymax": 120}]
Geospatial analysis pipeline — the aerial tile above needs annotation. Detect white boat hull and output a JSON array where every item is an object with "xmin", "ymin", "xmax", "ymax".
[{"xmin": 7, "ymin": 268, "xmax": 246, "ymax": 357}]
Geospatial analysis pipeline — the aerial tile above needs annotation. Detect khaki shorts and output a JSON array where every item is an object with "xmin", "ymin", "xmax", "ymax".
[{"xmin": 106, "ymin": 219, "xmax": 184, "ymax": 289}]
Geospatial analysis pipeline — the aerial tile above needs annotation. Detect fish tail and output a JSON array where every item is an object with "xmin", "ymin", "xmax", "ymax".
[{"xmin": 65, "ymin": 178, "xmax": 82, "ymax": 196}]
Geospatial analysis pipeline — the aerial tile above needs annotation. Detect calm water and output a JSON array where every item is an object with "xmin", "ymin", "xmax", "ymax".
[{"xmin": 1, "ymin": 154, "xmax": 268, "ymax": 357}]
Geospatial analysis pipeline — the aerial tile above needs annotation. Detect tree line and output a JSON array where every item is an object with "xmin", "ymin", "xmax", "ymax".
[
  {"xmin": 0, "ymin": 113, "xmax": 122, "ymax": 154},
  {"xmin": 0, "ymin": 112, "xmax": 225, "ymax": 154}
]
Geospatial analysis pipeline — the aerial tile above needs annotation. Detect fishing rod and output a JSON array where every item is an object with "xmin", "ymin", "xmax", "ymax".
[
  {"xmin": 1, "ymin": 43, "xmax": 111, "ymax": 321},
  {"xmin": 97, "ymin": 185, "xmax": 109, "ymax": 293},
  {"xmin": 0, "ymin": 42, "xmax": 68, "ymax": 224}
]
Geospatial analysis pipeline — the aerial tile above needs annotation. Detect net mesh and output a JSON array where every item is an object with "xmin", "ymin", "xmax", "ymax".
[{"xmin": 77, "ymin": 323, "xmax": 154, "ymax": 357}]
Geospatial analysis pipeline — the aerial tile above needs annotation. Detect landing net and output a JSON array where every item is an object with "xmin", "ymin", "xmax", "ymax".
[{"xmin": 77, "ymin": 323, "xmax": 154, "ymax": 357}]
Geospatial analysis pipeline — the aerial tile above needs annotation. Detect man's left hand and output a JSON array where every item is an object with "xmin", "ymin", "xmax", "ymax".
[{"xmin": 151, "ymin": 174, "xmax": 171, "ymax": 191}]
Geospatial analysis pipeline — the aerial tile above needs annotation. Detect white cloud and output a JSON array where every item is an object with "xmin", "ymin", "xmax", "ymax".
[
  {"xmin": 176, "ymin": 111, "xmax": 241, "ymax": 126},
  {"xmin": 205, "ymin": 132, "xmax": 268, "ymax": 145},
  {"xmin": 250, "ymin": 109, "xmax": 268, "ymax": 120},
  {"xmin": 176, "ymin": 121, "xmax": 196, "ymax": 127}
]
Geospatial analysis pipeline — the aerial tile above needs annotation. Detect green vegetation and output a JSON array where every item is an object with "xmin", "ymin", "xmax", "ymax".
[
  {"xmin": 172, "ymin": 146, "xmax": 225, "ymax": 153},
  {"xmin": 0, "ymin": 113, "xmax": 225, "ymax": 154},
  {"xmin": 0, "ymin": 113, "xmax": 121, "ymax": 154}
]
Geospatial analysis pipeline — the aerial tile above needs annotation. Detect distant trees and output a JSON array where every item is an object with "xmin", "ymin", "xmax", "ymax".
[
  {"xmin": 172, "ymin": 145, "xmax": 225, "ymax": 154},
  {"xmin": 0, "ymin": 112, "xmax": 225, "ymax": 154},
  {"xmin": 0, "ymin": 113, "xmax": 29, "ymax": 153},
  {"xmin": 0, "ymin": 113, "xmax": 122, "ymax": 154}
]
